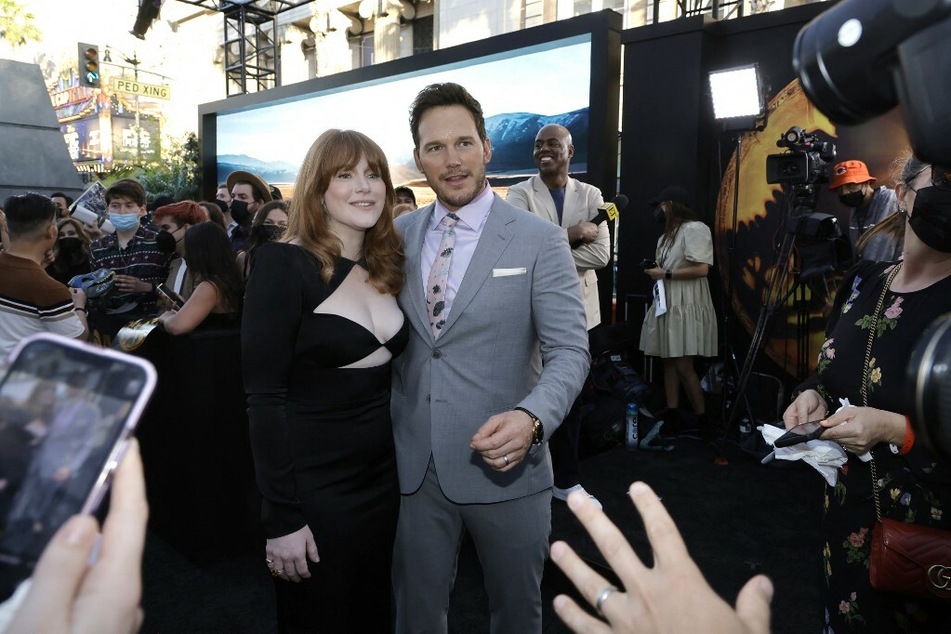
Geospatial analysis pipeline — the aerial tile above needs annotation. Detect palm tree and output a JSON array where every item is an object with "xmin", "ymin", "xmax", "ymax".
[{"xmin": 0, "ymin": 0, "xmax": 42, "ymax": 48}]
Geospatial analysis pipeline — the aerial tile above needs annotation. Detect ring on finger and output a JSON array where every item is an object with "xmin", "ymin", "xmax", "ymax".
[
  {"xmin": 270, "ymin": 568, "xmax": 283, "ymax": 577},
  {"xmin": 503, "ymin": 454, "xmax": 510, "ymax": 465},
  {"xmin": 594, "ymin": 585, "xmax": 619, "ymax": 616}
]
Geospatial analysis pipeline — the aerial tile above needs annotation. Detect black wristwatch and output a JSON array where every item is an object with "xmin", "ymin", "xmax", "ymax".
[{"xmin": 516, "ymin": 407, "xmax": 544, "ymax": 445}]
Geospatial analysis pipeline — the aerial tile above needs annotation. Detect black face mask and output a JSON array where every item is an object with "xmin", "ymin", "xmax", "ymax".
[
  {"xmin": 839, "ymin": 191, "xmax": 865, "ymax": 208},
  {"xmin": 156, "ymin": 230, "xmax": 178, "ymax": 254},
  {"xmin": 908, "ymin": 186, "xmax": 951, "ymax": 253},
  {"xmin": 254, "ymin": 224, "xmax": 284, "ymax": 243},
  {"xmin": 230, "ymin": 200, "xmax": 252, "ymax": 224},
  {"xmin": 58, "ymin": 236, "xmax": 83, "ymax": 254},
  {"xmin": 215, "ymin": 198, "xmax": 229, "ymax": 214},
  {"xmin": 653, "ymin": 206, "xmax": 666, "ymax": 223}
]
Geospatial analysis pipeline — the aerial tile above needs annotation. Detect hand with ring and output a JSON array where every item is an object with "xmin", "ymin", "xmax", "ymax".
[
  {"xmin": 550, "ymin": 482, "xmax": 773, "ymax": 633},
  {"xmin": 265, "ymin": 525, "xmax": 320, "ymax": 583}
]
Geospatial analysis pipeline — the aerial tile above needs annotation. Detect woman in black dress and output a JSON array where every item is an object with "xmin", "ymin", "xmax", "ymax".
[
  {"xmin": 783, "ymin": 155, "xmax": 951, "ymax": 632},
  {"xmin": 242, "ymin": 129, "xmax": 405, "ymax": 632}
]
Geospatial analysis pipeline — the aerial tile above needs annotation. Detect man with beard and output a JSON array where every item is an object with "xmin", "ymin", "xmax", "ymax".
[
  {"xmin": 829, "ymin": 159, "xmax": 902, "ymax": 261},
  {"xmin": 507, "ymin": 124, "xmax": 610, "ymax": 507},
  {"xmin": 225, "ymin": 171, "xmax": 272, "ymax": 253},
  {"xmin": 390, "ymin": 83, "xmax": 589, "ymax": 632}
]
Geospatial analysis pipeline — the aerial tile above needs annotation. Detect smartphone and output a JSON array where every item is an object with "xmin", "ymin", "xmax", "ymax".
[
  {"xmin": 0, "ymin": 334, "xmax": 156, "ymax": 600},
  {"xmin": 157, "ymin": 283, "xmax": 185, "ymax": 310},
  {"xmin": 773, "ymin": 420, "xmax": 827, "ymax": 448}
]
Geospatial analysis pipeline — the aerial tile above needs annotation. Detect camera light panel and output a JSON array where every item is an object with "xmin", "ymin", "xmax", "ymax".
[{"xmin": 709, "ymin": 65, "xmax": 763, "ymax": 120}]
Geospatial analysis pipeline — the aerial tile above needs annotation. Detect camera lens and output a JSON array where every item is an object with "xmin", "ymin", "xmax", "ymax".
[{"xmin": 906, "ymin": 312, "xmax": 951, "ymax": 459}]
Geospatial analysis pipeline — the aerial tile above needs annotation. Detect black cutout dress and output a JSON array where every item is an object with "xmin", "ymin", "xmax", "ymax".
[{"xmin": 243, "ymin": 242, "xmax": 407, "ymax": 632}]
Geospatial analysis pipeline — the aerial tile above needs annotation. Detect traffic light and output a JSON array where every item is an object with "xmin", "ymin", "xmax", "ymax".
[{"xmin": 78, "ymin": 43, "xmax": 100, "ymax": 88}]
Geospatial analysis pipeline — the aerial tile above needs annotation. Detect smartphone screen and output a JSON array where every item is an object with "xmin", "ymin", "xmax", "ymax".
[
  {"xmin": 157, "ymin": 284, "xmax": 185, "ymax": 310},
  {"xmin": 0, "ymin": 335, "xmax": 156, "ymax": 596}
]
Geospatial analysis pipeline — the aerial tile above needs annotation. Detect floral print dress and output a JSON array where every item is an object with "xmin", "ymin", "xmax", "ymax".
[{"xmin": 796, "ymin": 260, "xmax": 951, "ymax": 633}]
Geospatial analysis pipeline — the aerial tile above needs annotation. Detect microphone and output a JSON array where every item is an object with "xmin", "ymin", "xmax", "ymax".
[{"xmin": 592, "ymin": 194, "xmax": 628, "ymax": 224}]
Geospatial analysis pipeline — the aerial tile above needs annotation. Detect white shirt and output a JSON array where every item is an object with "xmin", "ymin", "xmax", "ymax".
[{"xmin": 419, "ymin": 183, "xmax": 494, "ymax": 322}]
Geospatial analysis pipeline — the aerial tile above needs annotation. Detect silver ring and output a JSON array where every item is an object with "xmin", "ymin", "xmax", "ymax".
[
  {"xmin": 594, "ymin": 585, "xmax": 619, "ymax": 616},
  {"xmin": 503, "ymin": 454, "xmax": 510, "ymax": 465}
]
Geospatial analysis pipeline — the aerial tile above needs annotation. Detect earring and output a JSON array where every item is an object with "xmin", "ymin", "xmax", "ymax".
[{"xmin": 899, "ymin": 207, "xmax": 908, "ymax": 215}]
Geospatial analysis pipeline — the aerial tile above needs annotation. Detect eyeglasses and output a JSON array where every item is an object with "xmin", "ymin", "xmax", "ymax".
[
  {"xmin": 907, "ymin": 165, "xmax": 951, "ymax": 192},
  {"xmin": 773, "ymin": 420, "xmax": 826, "ymax": 448}
]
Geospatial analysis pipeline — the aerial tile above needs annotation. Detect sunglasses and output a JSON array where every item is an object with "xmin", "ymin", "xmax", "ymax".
[{"xmin": 773, "ymin": 420, "xmax": 826, "ymax": 448}]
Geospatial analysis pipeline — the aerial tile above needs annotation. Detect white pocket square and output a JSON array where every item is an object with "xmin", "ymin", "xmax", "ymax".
[{"xmin": 492, "ymin": 267, "xmax": 527, "ymax": 277}]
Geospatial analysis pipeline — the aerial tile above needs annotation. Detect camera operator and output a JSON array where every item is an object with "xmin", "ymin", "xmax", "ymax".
[{"xmin": 829, "ymin": 160, "xmax": 903, "ymax": 261}]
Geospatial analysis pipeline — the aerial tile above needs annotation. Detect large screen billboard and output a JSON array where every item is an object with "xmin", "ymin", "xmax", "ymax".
[{"xmin": 199, "ymin": 11, "xmax": 621, "ymax": 199}]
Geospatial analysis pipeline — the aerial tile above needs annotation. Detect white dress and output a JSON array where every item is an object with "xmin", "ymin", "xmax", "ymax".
[{"xmin": 639, "ymin": 221, "xmax": 718, "ymax": 358}]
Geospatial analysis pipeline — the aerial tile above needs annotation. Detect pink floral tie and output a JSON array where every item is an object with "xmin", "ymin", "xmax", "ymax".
[{"xmin": 426, "ymin": 213, "xmax": 460, "ymax": 337}]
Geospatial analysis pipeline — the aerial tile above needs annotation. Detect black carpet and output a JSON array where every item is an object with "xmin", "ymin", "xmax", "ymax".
[{"xmin": 140, "ymin": 434, "xmax": 825, "ymax": 633}]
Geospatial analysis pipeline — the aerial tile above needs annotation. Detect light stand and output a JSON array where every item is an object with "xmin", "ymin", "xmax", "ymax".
[{"xmin": 708, "ymin": 64, "xmax": 766, "ymax": 438}]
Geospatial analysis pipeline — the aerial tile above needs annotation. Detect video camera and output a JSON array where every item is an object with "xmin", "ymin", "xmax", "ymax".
[{"xmin": 765, "ymin": 126, "xmax": 836, "ymax": 187}]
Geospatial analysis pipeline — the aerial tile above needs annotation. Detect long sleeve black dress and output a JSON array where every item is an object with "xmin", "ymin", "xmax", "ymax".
[{"xmin": 243, "ymin": 242, "xmax": 407, "ymax": 632}]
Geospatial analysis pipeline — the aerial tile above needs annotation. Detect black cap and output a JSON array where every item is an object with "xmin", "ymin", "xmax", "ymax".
[{"xmin": 648, "ymin": 186, "xmax": 692, "ymax": 207}]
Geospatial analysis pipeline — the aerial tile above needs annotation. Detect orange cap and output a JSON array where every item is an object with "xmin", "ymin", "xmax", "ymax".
[{"xmin": 828, "ymin": 160, "xmax": 876, "ymax": 191}]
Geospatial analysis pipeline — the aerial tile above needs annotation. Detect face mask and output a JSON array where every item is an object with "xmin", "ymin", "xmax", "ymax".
[
  {"xmin": 155, "ymin": 230, "xmax": 178, "ymax": 254},
  {"xmin": 653, "ymin": 206, "xmax": 666, "ymax": 223},
  {"xmin": 108, "ymin": 212, "xmax": 141, "ymax": 232},
  {"xmin": 58, "ymin": 236, "xmax": 82, "ymax": 254},
  {"xmin": 254, "ymin": 224, "xmax": 284, "ymax": 243},
  {"xmin": 230, "ymin": 200, "xmax": 251, "ymax": 224},
  {"xmin": 215, "ymin": 198, "xmax": 229, "ymax": 214},
  {"xmin": 839, "ymin": 191, "xmax": 865, "ymax": 208},
  {"xmin": 908, "ymin": 186, "xmax": 951, "ymax": 253}
]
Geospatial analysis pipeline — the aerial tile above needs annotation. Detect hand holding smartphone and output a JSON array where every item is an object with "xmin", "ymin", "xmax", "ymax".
[
  {"xmin": 156, "ymin": 283, "xmax": 185, "ymax": 310},
  {"xmin": 773, "ymin": 420, "xmax": 827, "ymax": 448},
  {"xmin": 0, "ymin": 334, "xmax": 156, "ymax": 601}
]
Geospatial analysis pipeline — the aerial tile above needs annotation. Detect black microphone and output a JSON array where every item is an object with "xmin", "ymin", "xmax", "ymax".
[{"xmin": 592, "ymin": 194, "xmax": 628, "ymax": 224}]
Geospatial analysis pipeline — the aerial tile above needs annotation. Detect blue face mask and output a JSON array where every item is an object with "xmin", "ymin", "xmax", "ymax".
[{"xmin": 109, "ymin": 212, "xmax": 141, "ymax": 232}]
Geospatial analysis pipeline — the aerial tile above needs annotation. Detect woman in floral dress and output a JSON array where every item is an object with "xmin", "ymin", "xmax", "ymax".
[{"xmin": 783, "ymin": 154, "xmax": 951, "ymax": 632}]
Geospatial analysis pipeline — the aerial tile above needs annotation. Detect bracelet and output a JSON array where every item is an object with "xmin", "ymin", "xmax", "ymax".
[
  {"xmin": 665, "ymin": 269, "xmax": 673, "ymax": 280},
  {"xmin": 73, "ymin": 306, "xmax": 87, "ymax": 315},
  {"xmin": 899, "ymin": 416, "xmax": 915, "ymax": 455}
]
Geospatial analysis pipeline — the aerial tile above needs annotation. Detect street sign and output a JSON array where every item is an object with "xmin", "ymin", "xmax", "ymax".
[{"xmin": 111, "ymin": 77, "xmax": 171, "ymax": 100}]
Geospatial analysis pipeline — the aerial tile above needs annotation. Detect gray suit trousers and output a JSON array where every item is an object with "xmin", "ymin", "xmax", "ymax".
[{"xmin": 392, "ymin": 459, "xmax": 552, "ymax": 634}]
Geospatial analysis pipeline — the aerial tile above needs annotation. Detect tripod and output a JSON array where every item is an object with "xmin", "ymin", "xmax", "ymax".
[{"xmin": 725, "ymin": 185, "xmax": 831, "ymax": 433}]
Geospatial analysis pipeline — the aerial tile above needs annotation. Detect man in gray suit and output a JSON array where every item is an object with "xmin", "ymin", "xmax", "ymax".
[
  {"xmin": 507, "ymin": 124, "xmax": 610, "ymax": 508},
  {"xmin": 391, "ymin": 83, "xmax": 590, "ymax": 632}
]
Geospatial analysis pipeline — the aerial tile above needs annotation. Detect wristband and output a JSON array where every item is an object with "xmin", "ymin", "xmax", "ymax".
[
  {"xmin": 73, "ymin": 306, "xmax": 87, "ymax": 315},
  {"xmin": 665, "ymin": 269, "xmax": 673, "ymax": 280},
  {"xmin": 899, "ymin": 416, "xmax": 915, "ymax": 455}
]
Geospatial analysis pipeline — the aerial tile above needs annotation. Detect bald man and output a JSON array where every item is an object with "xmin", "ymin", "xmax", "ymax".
[{"xmin": 507, "ymin": 124, "xmax": 610, "ymax": 508}]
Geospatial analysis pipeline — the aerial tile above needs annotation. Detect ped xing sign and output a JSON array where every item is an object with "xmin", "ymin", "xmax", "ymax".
[{"xmin": 112, "ymin": 78, "xmax": 171, "ymax": 100}]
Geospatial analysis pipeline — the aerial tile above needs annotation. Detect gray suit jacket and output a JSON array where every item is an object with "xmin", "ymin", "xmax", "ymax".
[
  {"xmin": 506, "ymin": 175, "xmax": 610, "ymax": 329},
  {"xmin": 391, "ymin": 195, "xmax": 590, "ymax": 503}
]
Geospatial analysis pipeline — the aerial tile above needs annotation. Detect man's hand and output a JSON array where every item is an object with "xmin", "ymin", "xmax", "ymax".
[
  {"xmin": 113, "ymin": 274, "xmax": 151, "ymax": 294},
  {"xmin": 470, "ymin": 409, "xmax": 535, "ymax": 471},
  {"xmin": 69, "ymin": 287, "xmax": 87, "ymax": 311},
  {"xmin": 551, "ymin": 482, "xmax": 773, "ymax": 634},
  {"xmin": 567, "ymin": 220, "xmax": 599, "ymax": 246}
]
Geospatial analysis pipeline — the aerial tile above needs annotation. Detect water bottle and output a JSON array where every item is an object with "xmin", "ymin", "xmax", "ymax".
[
  {"xmin": 739, "ymin": 417, "xmax": 753, "ymax": 439},
  {"xmin": 625, "ymin": 402, "xmax": 639, "ymax": 451}
]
